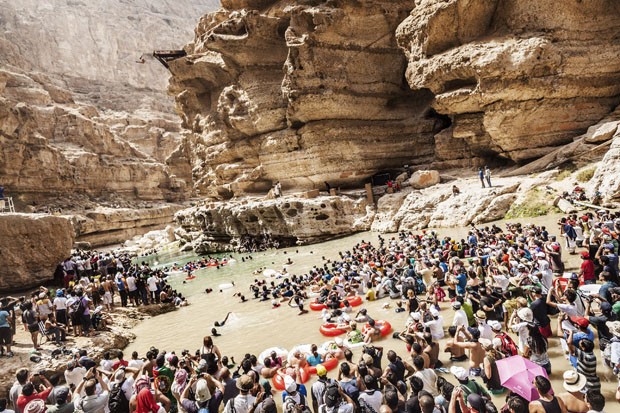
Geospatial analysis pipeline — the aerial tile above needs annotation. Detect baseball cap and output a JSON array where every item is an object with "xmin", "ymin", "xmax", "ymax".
[{"xmin": 316, "ymin": 364, "xmax": 327, "ymax": 377}]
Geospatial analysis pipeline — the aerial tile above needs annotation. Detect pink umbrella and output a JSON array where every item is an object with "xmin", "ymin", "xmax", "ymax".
[{"xmin": 495, "ymin": 355, "xmax": 550, "ymax": 401}]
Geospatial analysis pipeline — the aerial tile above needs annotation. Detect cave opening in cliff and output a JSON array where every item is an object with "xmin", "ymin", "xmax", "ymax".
[{"xmin": 424, "ymin": 108, "xmax": 452, "ymax": 132}]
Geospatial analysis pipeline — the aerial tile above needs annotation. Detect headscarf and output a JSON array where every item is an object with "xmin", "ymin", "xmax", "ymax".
[
  {"xmin": 171, "ymin": 369, "xmax": 188, "ymax": 395},
  {"xmin": 136, "ymin": 388, "xmax": 160, "ymax": 413}
]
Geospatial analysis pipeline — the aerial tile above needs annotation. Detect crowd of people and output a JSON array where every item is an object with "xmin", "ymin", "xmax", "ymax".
[{"xmin": 2, "ymin": 209, "xmax": 620, "ymax": 413}]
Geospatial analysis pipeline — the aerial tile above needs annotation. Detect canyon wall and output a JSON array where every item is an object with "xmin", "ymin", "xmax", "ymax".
[
  {"xmin": 168, "ymin": 0, "xmax": 445, "ymax": 199},
  {"xmin": 0, "ymin": 0, "xmax": 220, "ymax": 205},
  {"xmin": 168, "ymin": 0, "xmax": 620, "ymax": 201}
]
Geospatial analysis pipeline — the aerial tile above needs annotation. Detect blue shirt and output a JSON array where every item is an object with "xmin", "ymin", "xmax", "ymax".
[
  {"xmin": 306, "ymin": 354, "xmax": 322, "ymax": 366},
  {"xmin": 455, "ymin": 273, "xmax": 468, "ymax": 295},
  {"xmin": 572, "ymin": 328, "xmax": 595, "ymax": 346},
  {"xmin": 600, "ymin": 281, "xmax": 618, "ymax": 303},
  {"xmin": 0, "ymin": 310, "xmax": 9, "ymax": 328},
  {"xmin": 282, "ymin": 384, "xmax": 307, "ymax": 402}
]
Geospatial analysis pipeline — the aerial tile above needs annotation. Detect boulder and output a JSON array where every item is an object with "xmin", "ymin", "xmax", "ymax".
[
  {"xmin": 409, "ymin": 170, "xmax": 441, "ymax": 189},
  {"xmin": 0, "ymin": 214, "xmax": 74, "ymax": 292}
]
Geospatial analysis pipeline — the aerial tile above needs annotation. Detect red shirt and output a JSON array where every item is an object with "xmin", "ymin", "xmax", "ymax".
[
  {"xmin": 112, "ymin": 359, "xmax": 129, "ymax": 370},
  {"xmin": 17, "ymin": 388, "xmax": 52, "ymax": 412},
  {"xmin": 581, "ymin": 260, "xmax": 595, "ymax": 281}
]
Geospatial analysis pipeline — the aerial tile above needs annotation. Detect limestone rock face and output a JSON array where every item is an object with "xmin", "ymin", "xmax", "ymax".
[
  {"xmin": 409, "ymin": 170, "xmax": 440, "ymax": 189},
  {"xmin": 168, "ymin": 1, "xmax": 442, "ymax": 199},
  {"xmin": 371, "ymin": 181, "xmax": 520, "ymax": 232},
  {"xmin": 175, "ymin": 195, "xmax": 373, "ymax": 253},
  {"xmin": 70, "ymin": 205, "xmax": 184, "ymax": 247},
  {"xmin": 396, "ymin": 0, "xmax": 620, "ymax": 164},
  {"xmin": 0, "ymin": 214, "xmax": 74, "ymax": 292},
  {"xmin": 588, "ymin": 132, "xmax": 620, "ymax": 201},
  {"xmin": 0, "ymin": 0, "xmax": 219, "ymax": 205}
]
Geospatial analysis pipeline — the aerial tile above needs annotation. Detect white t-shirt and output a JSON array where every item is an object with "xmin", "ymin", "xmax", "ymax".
[
  {"xmin": 478, "ymin": 322, "xmax": 494, "ymax": 341},
  {"xmin": 126, "ymin": 276, "xmax": 137, "ymax": 292},
  {"xmin": 557, "ymin": 303, "xmax": 580, "ymax": 317},
  {"xmin": 424, "ymin": 316, "xmax": 445, "ymax": 340},
  {"xmin": 147, "ymin": 277, "xmax": 158, "ymax": 292},
  {"xmin": 511, "ymin": 322, "xmax": 530, "ymax": 354},
  {"xmin": 53, "ymin": 297, "xmax": 68, "ymax": 311},
  {"xmin": 320, "ymin": 402, "xmax": 354, "ymax": 413},
  {"xmin": 414, "ymin": 369, "xmax": 439, "ymax": 397},
  {"xmin": 128, "ymin": 359, "xmax": 145, "ymax": 371},
  {"xmin": 358, "ymin": 390, "xmax": 383, "ymax": 412},
  {"xmin": 452, "ymin": 310, "xmax": 468, "ymax": 328},
  {"xmin": 64, "ymin": 367, "xmax": 87, "ymax": 389}
]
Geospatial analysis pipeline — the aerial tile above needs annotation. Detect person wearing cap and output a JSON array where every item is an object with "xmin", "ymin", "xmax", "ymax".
[
  {"xmin": 52, "ymin": 290, "xmax": 68, "ymax": 326},
  {"xmin": 450, "ymin": 365, "xmax": 490, "ymax": 401},
  {"xmin": 319, "ymin": 382, "xmax": 354, "ymax": 413},
  {"xmin": 473, "ymin": 310, "xmax": 493, "ymax": 341},
  {"xmin": 509, "ymin": 307, "xmax": 533, "ymax": 356},
  {"xmin": 181, "ymin": 376, "xmax": 210, "ymax": 413},
  {"xmin": 311, "ymin": 364, "xmax": 333, "ymax": 413},
  {"xmin": 556, "ymin": 371, "xmax": 588, "ymax": 413},
  {"xmin": 578, "ymin": 252, "xmax": 596, "ymax": 285},
  {"xmin": 45, "ymin": 387, "xmax": 73, "ymax": 413},
  {"xmin": 424, "ymin": 307, "xmax": 444, "ymax": 340},
  {"xmin": 223, "ymin": 374, "xmax": 255, "ymax": 413},
  {"xmin": 567, "ymin": 335, "xmax": 600, "ymax": 393},
  {"xmin": 452, "ymin": 300, "xmax": 468, "ymax": 329},
  {"xmin": 529, "ymin": 376, "xmax": 566, "ymax": 413},
  {"xmin": 529, "ymin": 287, "xmax": 552, "ymax": 338}
]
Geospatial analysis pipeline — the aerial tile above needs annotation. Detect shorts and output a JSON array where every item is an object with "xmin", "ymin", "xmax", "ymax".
[
  {"xmin": 0, "ymin": 327, "xmax": 12, "ymax": 345},
  {"xmin": 103, "ymin": 292, "xmax": 112, "ymax": 304},
  {"xmin": 539, "ymin": 324, "xmax": 552, "ymax": 338},
  {"xmin": 129, "ymin": 290, "xmax": 139, "ymax": 299},
  {"xmin": 28, "ymin": 323, "xmax": 39, "ymax": 333}
]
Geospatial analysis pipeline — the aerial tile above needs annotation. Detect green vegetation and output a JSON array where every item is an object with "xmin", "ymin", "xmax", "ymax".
[
  {"xmin": 505, "ymin": 188, "xmax": 560, "ymax": 218},
  {"xmin": 575, "ymin": 167, "xmax": 596, "ymax": 183}
]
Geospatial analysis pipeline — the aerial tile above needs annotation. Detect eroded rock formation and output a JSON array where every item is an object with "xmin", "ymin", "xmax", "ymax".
[
  {"xmin": 175, "ymin": 195, "xmax": 373, "ymax": 253},
  {"xmin": 0, "ymin": 214, "xmax": 74, "ymax": 292},
  {"xmin": 396, "ymin": 0, "xmax": 620, "ymax": 163},
  {"xmin": 168, "ymin": 0, "xmax": 620, "ymax": 202},
  {"xmin": 0, "ymin": 0, "xmax": 220, "ymax": 205},
  {"xmin": 168, "ymin": 1, "xmax": 444, "ymax": 199}
]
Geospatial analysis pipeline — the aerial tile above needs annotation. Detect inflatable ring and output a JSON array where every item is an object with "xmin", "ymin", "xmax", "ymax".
[
  {"xmin": 272, "ymin": 367, "xmax": 310, "ymax": 391},
  {"xmin": 307, "ymin": 357, "xmax": 339, "ymax": 375},
  {"xmin": 218, "ymin": 283, "xmax": 234, "ymax": 290},
  {"xmin": 309, "ymin": 299, "xmax": 327, "ymax": 311},
  {"xmin": 207, "ymin": 262, "xmax": 218, "ymax": 267},
  {"xmin": 185, "ymin": 276, "xmax": 196, "ymax": 280},
  {"xmin": 362, "ymin": 320, "xmax": 392, "ymax": 337},
  {"xmin": 258, "ymin": 347, "xmax": 288, "ymax": 365},
  {"xmin": 287, "ymin": 344, "xmax": 313, "ymax": 364},
  {"xmin": 342, "ymin": 296, "xmax": 362, "ymax": 307},
  {"xmin": 320, "ymin": 323, "xmax": 347, "ymax": 337}
]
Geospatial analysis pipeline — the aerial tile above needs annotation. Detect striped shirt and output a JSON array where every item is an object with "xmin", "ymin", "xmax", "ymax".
[{"xmin": 576, "ymin": 348, "xmax": 600, "ymax": 391}]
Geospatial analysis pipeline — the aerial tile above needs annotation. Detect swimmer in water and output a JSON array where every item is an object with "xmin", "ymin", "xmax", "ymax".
[
  {"xmin": 214, "ymin": 312, "xmax": 232, "ymax": 327},
  {"xmin": 211, "ymin": 327, "xmax": 221, "ymax": 337}
]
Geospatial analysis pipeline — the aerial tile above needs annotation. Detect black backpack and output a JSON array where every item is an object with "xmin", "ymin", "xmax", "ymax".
[{"xmin": 108, "ymin": 379, "xmax": 129, "ymax": 413}]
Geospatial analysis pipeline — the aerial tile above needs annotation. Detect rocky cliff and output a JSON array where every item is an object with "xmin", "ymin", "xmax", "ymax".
[
  {"xmin": 175, "ymin": 195, "xmax": 373, "ymax": 253},
  {"xmin": 396, "ymin": 0, "xmax": 620, "ymax": 164},
  {"xmin": 0, "ymin": 0, "xmax": 219, "ymax": 205},
  {"xmin": 168, "ymin": 0, "xmax": 443, "ymax": 199},
  {"xmin": 0, "ymin": 214, "xmax": 74, "ymax": 292},
  {"xmin": 168, "ymin": 0, "xmax": 620, "ymax": 200}
]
